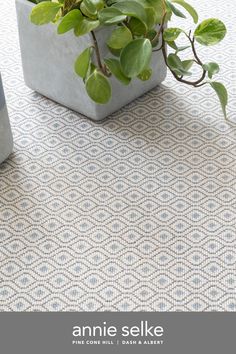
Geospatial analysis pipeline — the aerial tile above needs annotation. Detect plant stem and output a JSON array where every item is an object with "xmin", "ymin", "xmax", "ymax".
[
  {"xmin": 188, "ymin": 36, "xmax": 203, "ymax": 65},
  {"xmin": 151, "ymin": 12, "xmax": 167, "ymax": 46},
  {"xmin": 161, "ymin": 27, "xmax": 207, "ymax": 88},
  {"xmin": 91, "ymin": 31, "xmax": 109, "ymax": 76}
]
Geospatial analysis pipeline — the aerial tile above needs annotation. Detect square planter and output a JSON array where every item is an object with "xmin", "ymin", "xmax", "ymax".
[
  {"xmin": 0, "ymin": 74, "xmax": 13, "ymax": 164},
  {"xmin": 15, "ymin": 0, "xmax": 167, "ymax": 120}
]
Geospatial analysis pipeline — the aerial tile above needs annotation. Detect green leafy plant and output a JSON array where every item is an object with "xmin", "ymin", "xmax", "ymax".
[{"xmin": 29, "ymin": 0, "xmax": 228, "ymax": 117}]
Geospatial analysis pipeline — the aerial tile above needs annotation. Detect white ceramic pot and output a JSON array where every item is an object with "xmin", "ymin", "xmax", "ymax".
[
  {"xmin": 15, "ymin": 0, "xmax": 167, "ymax": 120},
  {"xmin": 0, "ymin": 74, "xmax": 13, "ymax": 164}
]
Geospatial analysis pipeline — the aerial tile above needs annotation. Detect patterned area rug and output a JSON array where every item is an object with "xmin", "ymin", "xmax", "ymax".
[{"xmin": 0, "ymin": 0, "xmax": 236, "ymax": 311}]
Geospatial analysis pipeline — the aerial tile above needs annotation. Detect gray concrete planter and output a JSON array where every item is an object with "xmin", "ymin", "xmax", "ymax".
[
  {"xmin": 0, "ymin": 74, "xmax": 13, "ymax": 164},
  {"xmin": 16, "ymin": 0, "xmax": 167, "ymax": 120}
]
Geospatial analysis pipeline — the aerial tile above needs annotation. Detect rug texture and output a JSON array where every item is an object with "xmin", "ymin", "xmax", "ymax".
[{"xmin": 0, "ymin": 0, "xmax": 236, "ymax": 311}]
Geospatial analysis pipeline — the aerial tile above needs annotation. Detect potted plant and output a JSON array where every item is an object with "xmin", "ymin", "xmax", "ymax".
[{"xmin": 15, "ymin": 0, "xmax": 228, "ymax": 120}]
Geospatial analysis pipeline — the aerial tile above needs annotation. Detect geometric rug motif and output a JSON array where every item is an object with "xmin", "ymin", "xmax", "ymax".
[{"xmin": 0, "ymin": 0, "xmax": 236, "ymax": 311}]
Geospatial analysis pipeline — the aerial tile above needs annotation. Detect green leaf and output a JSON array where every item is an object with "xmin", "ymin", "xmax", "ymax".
[
  {"xmin": 98, "ymin": 8, "xmax": 127, "ymax": 25},
  {"xmin": 203, "ymin": 62, "xmax": 220, "ymax": 79},
  {"xmin": 29, "ymin": 0, "xmax": 46, "ymax": 3},
  {"xmin": 142, "ymin": 0, "xmax": 162, "ymax": 8},
  {"xmin": 176, "ymin": 45, "xmax": 190, "ymax": 53},
  {"xmin": 167, "ymin": 41, "xmax": 178, "ymax": 50},
  {"xmin": 113, "ymin": 1, "xmax": 147, "ymax": 26},
  {"xmin": 80, "ymin": 0, "xmax": 97, "ymax": 19},
  {"xmin": 29, "ymin": 0, "xmax": 50, "ymax": 3},
  {"xmin": 125, "ymin": 0, "xmax": 164, "ymax": 22},
  {"xmin": 74, "ymin": 19, "xmax": 100, "ymax": 36},
  {"xmin": 74, "ymin": 47, "xmax": 93, "ymax": 79},
  {"xmin": 181, "ymin": 59, "xmax": 194, "ymax": 71},
  {"xmin": 90, "ymin": 0, "xmax": 105, "ymax": 11},
  {"xmin": 107, "ymin": 26, "xmax": 132, "ymax": 50},
  {"xmin": 137, "ymin": 68, "xmax": 152, "ymax": 81},
  {"xmin": 145, "ymin": 7, "xmax": 157, "ymax": 29},
  {"xmin": 128, "ymin": 18, "xmax": 147, "ymax": 36},
  {"xmin": 210, "ymin": 82, "xmax": 228, "ymax": 118},
  {"xmin": 163, "ymin": 28, "xmax": 182, "ymax": 42},
  {"xmin": 85, "ymin": 70, "xmax": 112, "ymax": 104},
  {"xmin": 165, "ymin": 0, "xmax": 186, "ymax": 19},
  {"xmin": 30, "ymin": 1, "xmax": 62, "ymax": 25},
  {"xmin": 167, "ymin": 53, "xmax": 192, "ymax": 76},
  {"xmin": 104, "ymin": 58, "xmax": 131, "ymax": 85},
  {"xmin": 87, "ymin": 62, "xmax": 97, "ymax": 79},
  {"xmin": 107, "ymin": 47, "xmax": 122, "ymax": 57},
  {"xmin": 120, "ymin": 38, "xmax": 152, "ymax": 78},
  {"xmin": 146, "ymin": 29, "xmax": 159, "ymax": 47},
  {"xmin": 167, "ymin": 42, "xmax": 190, "ymax": 53},
  {"xmin": 147, "ymin": 0, "xmax": 167, "ymax": 23},
  {"xmin": 194, "ymin": 18, "xmax": 227, "ymax": 46},
  {"xmin": 57, "ymin": 9, "xmax": 83, "ymax": 34},
  {"xmin": 172, "ymin": 0, "xmax": 198, "ymax": 23},
  {"xmin": 84, "ymin": 0, "xmax": 97, "ymax": 14}
]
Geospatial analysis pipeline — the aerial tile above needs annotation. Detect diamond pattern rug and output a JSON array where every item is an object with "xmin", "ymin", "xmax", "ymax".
[{"xmin": 0, "ymin": 0, "xmax": 236, "ymax": 311}]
